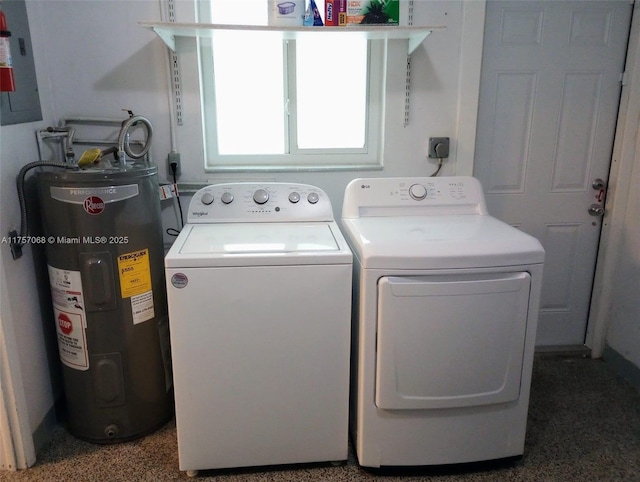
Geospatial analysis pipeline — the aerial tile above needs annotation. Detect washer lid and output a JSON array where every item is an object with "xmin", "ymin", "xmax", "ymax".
[
  {"xmin": 341, "ymin": 215, "xmax": 545, "ymax": 269},
  {"xmin": 181, "ymin": 223, "xmax": 340, "ymax": 254},
  {"xmin": 165, "ymin": 222, "xmax": 352, "ymax": 267}
]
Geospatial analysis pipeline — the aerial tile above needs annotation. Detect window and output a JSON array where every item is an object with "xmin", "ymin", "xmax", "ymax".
[{"xmin": 197, "ymin": 0, "xmax": 385, "ymax": 171}]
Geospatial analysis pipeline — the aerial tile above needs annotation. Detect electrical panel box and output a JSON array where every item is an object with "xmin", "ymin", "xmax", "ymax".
[{"xmin": 0, "ymin": 0, "xmax": 42, "ymax": 126}]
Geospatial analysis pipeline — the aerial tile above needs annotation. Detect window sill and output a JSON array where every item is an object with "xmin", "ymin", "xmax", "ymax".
[{"xmin": 205, "ymin": 163, "xmax": 385, "ymax": 173}]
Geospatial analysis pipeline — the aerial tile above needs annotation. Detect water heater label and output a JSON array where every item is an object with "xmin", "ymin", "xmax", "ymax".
[
  {"xmin": 117, "ymin": 248, "xmax": 152, "ymax": 298},
  {"xmin": 48, "ymin": 266, "xmax": 89, "ymax": 371},
  {"xmin": 49, "ymin": 185, "xmax": 139, "ymax": 205},
  {"xmin": 117, "ymin": 248, "xmax": 155, "ymax": 324},
  {"xmin": 131, "ymin": 290, "xmax": 155, "ymax": 325}
]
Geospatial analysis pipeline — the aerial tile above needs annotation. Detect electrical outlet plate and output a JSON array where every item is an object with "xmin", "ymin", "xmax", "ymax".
[
  {"xmin": 428, "ymin": 137, "xmax": 450, "ymax": 159},
  {"xmin": 167, "ymin": 152, "xmax": 181, "ymax": 178}
]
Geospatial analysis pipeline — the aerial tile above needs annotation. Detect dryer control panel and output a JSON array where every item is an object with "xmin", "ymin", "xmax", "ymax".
[
  {"xmin": 342, "ymin": 176, "xmax": 489, "ymax": 218},
  {"xmin": 188, "ymin": 183, "xmax": 334, "ymax": 223}
]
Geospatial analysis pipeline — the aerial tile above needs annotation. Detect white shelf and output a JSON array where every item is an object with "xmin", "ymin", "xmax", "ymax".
[{"xmin": 139, "ymin": 21, "xmax": 443, "ymax": 55}]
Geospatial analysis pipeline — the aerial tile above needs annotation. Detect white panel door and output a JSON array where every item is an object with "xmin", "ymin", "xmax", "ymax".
[{"xmin": 475, "ymin": 1, "xmax": 632, "ymax": 346}]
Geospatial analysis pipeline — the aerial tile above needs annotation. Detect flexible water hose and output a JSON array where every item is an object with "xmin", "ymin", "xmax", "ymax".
[
  {"xmin": 15, "ymin": 161, "xmax": 78, "ymax": 248},
  {"xmin": 117, "ymin": 115, "xmax": 153, "ymax": 161}
]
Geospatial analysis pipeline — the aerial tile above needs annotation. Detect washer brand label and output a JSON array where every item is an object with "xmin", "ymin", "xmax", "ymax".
[
  {"xmin": 84, "ymin": 196, "xmax": 105, "ymax": 215},
  {"xmin": 50, "ymin": 185, "xmax": 139, "ymax": 206},
  {"xmin": 191, "ymin": 211, "xmax": 208, "ymax": 218},
  {"xmin": 171, "ymin": 273, "xmax": 188, "ymax": 289}
]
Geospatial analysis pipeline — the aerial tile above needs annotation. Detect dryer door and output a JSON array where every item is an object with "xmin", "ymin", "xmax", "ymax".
[{"xmin": 375, "ymin": 272, "xmax": 531, "ymax": 410}]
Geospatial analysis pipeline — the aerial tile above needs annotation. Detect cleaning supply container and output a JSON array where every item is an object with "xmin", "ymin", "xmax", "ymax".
[
  {"xmin": 37, "ymin": 162, "xmax": 172, "ymax": 443},
  {"xmin": 268, "ymin": 0, "xmax": 304, "ymax": 25}
]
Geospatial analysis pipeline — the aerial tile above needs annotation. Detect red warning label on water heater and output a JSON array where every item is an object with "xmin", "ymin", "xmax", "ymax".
[
  {"xmin": 83, "ymin": 196, "xmax": 105, "ymax": 215},
  {"xmin": 53, "ymin": 309, "xmax": 89, "ymax": 370},
  {"xmin": 58, "ymin": 312, "xmax": 73, "ymax": 335},
  {"xmin": 48, "ymin": 266, "xmax": 89, "ymax": 371}
]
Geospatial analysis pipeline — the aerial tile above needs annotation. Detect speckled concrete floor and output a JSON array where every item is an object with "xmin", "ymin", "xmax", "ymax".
[{"xmin": 1, "ymin": 356, "xmax": 639, "ymax": 481}]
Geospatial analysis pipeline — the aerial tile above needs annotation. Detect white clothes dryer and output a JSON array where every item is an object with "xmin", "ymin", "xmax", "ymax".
[
  {"xmin": 340, "ymin": 176, "xmax": 544, "ymax": 468},
  {"xmin": 165, "ymin": 183, "xmax": 352, "ymax": 476}
]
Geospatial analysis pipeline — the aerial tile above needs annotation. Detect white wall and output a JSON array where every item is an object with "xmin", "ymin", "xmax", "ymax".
[
  {"xmin": 173, "ymin": 0, "xmax": 482, "ymax": 217},
  {"xmin": 606, "ymin": 130, "xmax": 640, "ymax": 367},
  {"xmin": 589, "ymin": 2, "xmax": 640, "ymax": 371},
  {"xmin": 603, "ymin": 4, "xmax": 640, "ymax": 367}
]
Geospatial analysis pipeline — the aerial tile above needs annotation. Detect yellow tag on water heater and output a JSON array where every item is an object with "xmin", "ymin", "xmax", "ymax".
[{"xmin": 117, "ymin": 248, "xmax": 152, "ymax": 298}]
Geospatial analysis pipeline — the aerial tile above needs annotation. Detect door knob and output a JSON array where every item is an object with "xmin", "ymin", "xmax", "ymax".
[
  {"xmin": 588, "ymin": 204, "xmax": 605, "ymax": 216},
  {"xmin": 592, "ymin": 178, "xmax": 606, "ymax": 190}
]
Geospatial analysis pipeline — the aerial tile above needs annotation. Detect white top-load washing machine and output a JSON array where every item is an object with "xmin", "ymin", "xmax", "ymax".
[
  {"xmin": 341, "ymin": 176, "xmax": 544, "ymax": 468},
  {"xmin": 165, "ymin": 183, "xmax": 352, "ymax": 476}
]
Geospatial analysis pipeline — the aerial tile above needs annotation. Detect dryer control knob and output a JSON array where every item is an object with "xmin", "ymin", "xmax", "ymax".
[
  {"xmin": 201, "ymin": 192, "xmax": 214, "ymax": 205},
  {"xmin": 288, "ymin": 192, "xmax": 300, "ymax": 203},
  {"xmin": 409, "ymin": 184, "xmax": 428, "ymax": 201},
  {"xmin": 253, "ymin": 189, "xmax": 269, "ymax": 205},
  {"xmin": 307, "ymin": 192, "xmax": 319, "ymax": 204},
  {"xmin": 221, "ymin": 192, "xmax": 234, "ymax": 204}
]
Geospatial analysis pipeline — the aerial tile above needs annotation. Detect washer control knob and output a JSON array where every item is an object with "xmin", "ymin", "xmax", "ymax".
[
  {"xmin": 200, "ymin": 192, "xmax": 214, "ymax": 205},
  {"xmin": 253, "ymin": 189, "xmax": 269, "ymax": 205},
  {"xmin": 409, "ymin": 184, "xmax": 428, "ymax": 201},
  {"xmin": 288, "ymin": 192, "xmax": 301, "ymax": 203},
  {"xmin": 307, "ymin": 192, "xmax": 320, "ymax": 204},
  {"xmin": 221, "ymin": 192, "xmax": 234, "ymax": 204}
]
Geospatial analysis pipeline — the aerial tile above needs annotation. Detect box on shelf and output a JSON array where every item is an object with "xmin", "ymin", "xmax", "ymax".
[
  {"xmin": 268, "ymin": 0, "xmax": 304, "ymax": 26},
  {"xmin": 346, "ymin": 0, "xmax": 399, "ymax": 25},
  {"xmin": 325, "ymin": 0, "xmax": 347, "ymax": 26}
]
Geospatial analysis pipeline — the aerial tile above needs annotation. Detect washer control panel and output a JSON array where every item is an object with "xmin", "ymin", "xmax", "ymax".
[
  {"xmin": 188, "ymin": 182, "xmax": 334, "ymax": 223},
  {"xmin": 342, "ymin": 176, "xmax": 489, "ymax": 218}
]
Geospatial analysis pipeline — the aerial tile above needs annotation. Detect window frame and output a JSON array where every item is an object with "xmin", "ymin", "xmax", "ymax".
[{"xmin": 196, "ymin": 3, "xmax": 386, "ymax": 172}]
